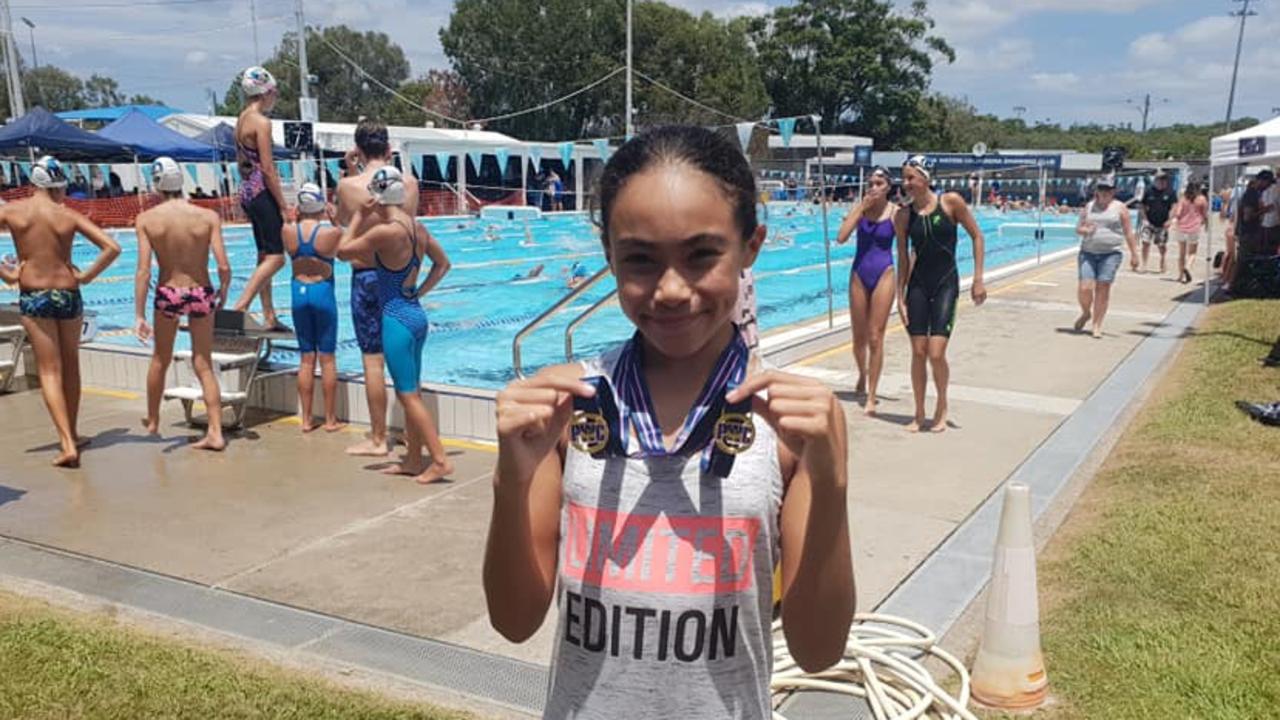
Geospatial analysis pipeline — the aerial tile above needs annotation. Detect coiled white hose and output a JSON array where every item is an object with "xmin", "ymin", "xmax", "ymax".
[{"xmin": 771, "ymin": 613, "xmax": 980, "ymax": 720}]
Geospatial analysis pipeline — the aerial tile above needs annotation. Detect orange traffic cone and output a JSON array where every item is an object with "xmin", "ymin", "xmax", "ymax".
[{"xmin": 970, "ymin": 482, "xmax": 1048, "ymax": 710}]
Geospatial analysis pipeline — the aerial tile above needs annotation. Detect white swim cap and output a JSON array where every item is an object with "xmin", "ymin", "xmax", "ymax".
[
  {"xmin": 367, "ymin": 165, "xmax": 406, "ymax": 206},
  {"xmin": 152, "ymin": 157, "xmax": 184, "ymax": 193},
  {"xmin": 297, "ymin": 182, "xmax": 325, "ymax": 214},
  {"xmin": 903, "ymin": 154, "xmax": 932, "ymax": 181},
  {"xmin": 240, "ymin": 66, "xmax": 277, "ymax": 97},
  {"xmin": 31, "ymin": 155, "xmax": 68, "ymax": 189}
]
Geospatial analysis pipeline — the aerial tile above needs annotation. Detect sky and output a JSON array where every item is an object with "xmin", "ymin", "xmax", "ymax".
[{"xmin": 13, "ymin": 0, "xmax": 1280, "ymax": 131}]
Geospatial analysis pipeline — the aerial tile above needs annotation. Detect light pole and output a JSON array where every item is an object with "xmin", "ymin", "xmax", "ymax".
[
  {"xmin": 19, "ymin": 16, "xmax": 32, "ymax": 68},
  {"xmin": 1224, "ymin": 0, "xmax": 1258, "ymax": 132},
  {"xmin": 1126, "ymin": 94, "xmax": 1169, "ymax": 132}
]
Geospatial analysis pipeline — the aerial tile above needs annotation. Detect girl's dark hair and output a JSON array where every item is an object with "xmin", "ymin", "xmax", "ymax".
[{"xmin": 597, "ymin": 125, "xmax": 758, "ymax": 245}]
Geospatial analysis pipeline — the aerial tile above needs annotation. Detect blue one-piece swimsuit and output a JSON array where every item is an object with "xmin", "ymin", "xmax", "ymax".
[
  {"xmin": 289, "ymin": 223, "xmax": 338, "ymax": 354},
  {"xmin": 376, "ymin": 220, "xmax": 428, "ymax": 393}
]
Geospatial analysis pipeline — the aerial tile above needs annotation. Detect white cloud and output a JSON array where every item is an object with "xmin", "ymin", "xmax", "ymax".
[
  {"xmin": 184, "ymin": 51, "xmax": 209, "ymax": 66},
  {"xmin": 1129, "ymin": 33, "xmax": 1174, "ymax": 63},
  {"xmin": 1030, "ymin": 72, "xmax": 1079, "ymax": 89}
]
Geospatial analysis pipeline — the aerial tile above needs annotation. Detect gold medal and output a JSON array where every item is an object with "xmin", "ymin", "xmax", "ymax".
[
  {"xmin": 571, "ymin": 410, "xmax": 610, "ymax": 454},
  {"xmin": 713, "ymin": 412, "xmax": 755, "ymax": 455}
]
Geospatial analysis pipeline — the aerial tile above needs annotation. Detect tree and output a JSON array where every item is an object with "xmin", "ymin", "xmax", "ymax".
[
  {"xmin": 440, "ymin": 0, "xmax": 768, "ymax": 140},
  {"xmin": 22, "ymin": 66, "xmax": 85, "ymax": 112},
  {"xmin": 83, "ymin": 74, "xmax": 126, "ymax": 108},
  {"xmin": 422, "ymin": 69, "xmax": 471, "ymax": 123},
  {"xmin": 218, "ymin": 25, "xmax": 412, "ymax": 123},
  {"xmin": 749, "ymin": 0, "xmax": 953, "ymax": 148},
  {"xmin": 129, "ymin": 94, "xmax": 166, "ymax": 106}
]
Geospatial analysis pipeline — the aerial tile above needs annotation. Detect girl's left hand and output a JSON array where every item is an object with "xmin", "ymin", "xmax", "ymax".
[{"xmin": 726, "ymin": 370, "xmax": 846, "ymax": 485}]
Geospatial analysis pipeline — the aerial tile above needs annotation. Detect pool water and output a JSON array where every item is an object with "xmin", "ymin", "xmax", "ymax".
[{"xmin": 2, "ymin": 204, "xmax": 1080, "ymax": 389}]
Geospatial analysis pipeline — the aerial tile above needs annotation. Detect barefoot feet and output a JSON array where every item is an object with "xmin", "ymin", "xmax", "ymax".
[
  {"xmin": 140, "ymin": 417, "xmax": 159, "ymax": 435},
  {"xmin": 192, "ymin": 435, "xmax": 226, "ymax": 452},
  {"xmin": 323, "ymin": 420, "xmax": 347, "ymax": 433},
  {"xmin": 52, "ymin": 448, "xmax": 80, "ymax": 468},
  {"xmin": 1073, "ymin": 310, "xmax": 1091, "ymax": 333},
  {"xmin": 346, "ymin": 438, "xmax": 390, "ymax": 457},
  {"xmin": 415, "ymin": 460, "xmax": 455, "ymax": 485}
]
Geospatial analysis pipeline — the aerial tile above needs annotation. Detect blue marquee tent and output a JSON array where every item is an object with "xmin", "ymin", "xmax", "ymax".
[
  {"xmin": 193, "ymin": 122, "xmax": 295, "ymax": 161},
  {"xmin": 57, "ymin": 104, "xmax": 181, "ymax": 124},
  {"xmin": 0, "ymin": 106, "xmax": 133, "ymax": 161},
  {"xmin": 96, "ymin": 109, "xmax": 220, "ymax": 162}
]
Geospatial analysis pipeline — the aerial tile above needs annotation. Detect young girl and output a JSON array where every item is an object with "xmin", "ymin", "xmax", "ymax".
[
  {"xmin": 0, "ymin": 156, "xmax": 120, "ymax": 466},
  {"xmin": 895, "ymin": 156, "xmax": 986, "ymax": 433},
  {"xmin": 484, "ymin": 126, "xmax": 854, "ymax": 719},
  {"xmin": 836, "ymin": 166, "xmax": 896, "ymax": 416},
  {"xmin": 337, "ymin": 167, "xmax": 454, "ymax": 484},
  {"xmin": 1171, "ymin": 182, "xmax": 1207, "ymax": 284},
  {"xmin": 284, "ymin": 183, "xmax": 344, "ymax": 433}
]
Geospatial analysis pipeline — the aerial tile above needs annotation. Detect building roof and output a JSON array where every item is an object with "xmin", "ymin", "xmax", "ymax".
[{"xmin": 56, "ymin": 105, "xmax": 182, "ymax": 123}]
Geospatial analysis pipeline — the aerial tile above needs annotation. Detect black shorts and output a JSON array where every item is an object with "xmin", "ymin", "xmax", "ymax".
[
  {"xmin": 906, "ymin": 276, "xmax": 959, "ymax": 338},
  {"xmin": 242, "ymin": 192, "xmax": 284, "ymax": 256}
]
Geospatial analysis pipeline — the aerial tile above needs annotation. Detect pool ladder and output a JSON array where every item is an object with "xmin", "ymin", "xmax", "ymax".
[{"xmin": 511, "ymin": 266, "xmax": 617, "ymax": 379}]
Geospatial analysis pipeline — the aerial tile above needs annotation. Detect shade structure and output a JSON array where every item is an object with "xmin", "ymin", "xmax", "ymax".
[
  {"xmin": 192, "ymin": 122, "xmax": 296, "ymax": 161},
  {"xmin": 0, "ymin": 106, "xmax": 133, "ymax": 161},
  {"xmin": 97, "ymin": 109, "xmax": 220, "ymax": 162}
]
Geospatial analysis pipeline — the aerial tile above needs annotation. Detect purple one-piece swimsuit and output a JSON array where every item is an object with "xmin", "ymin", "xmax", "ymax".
[{"xmin": 852, "ymin": 216, "xmax": 895, "ymax": 291}]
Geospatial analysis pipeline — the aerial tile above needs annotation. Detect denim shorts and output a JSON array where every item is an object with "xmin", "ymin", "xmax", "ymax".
[{"xmin": 1079, "ymin": 250, "xmax": 1123, "ymax": 284}]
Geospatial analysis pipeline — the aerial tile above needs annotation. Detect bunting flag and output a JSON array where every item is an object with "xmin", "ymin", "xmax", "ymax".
[
  {"xmin": 592, "ymin": 139, "xmax": 610, "ymax": 163},
  {"xmin": 100, "ymin": 164, "xmax": 111, "ymax": 184},
  {"xmin": 559, "ymin": 141, "xmax": 574, "ymax": 169},
  {"xmin": 185, "ymin": 163, "xmax": 199, "ymax": 185},
  {"xmin": 140, "ymin": 163, "xmax": 155, "ymax": 189},
  {"xmin": 325, "ymin": 158, "xmax": 341, "ymax": 182},
  {"xmin": 276, "ymin": 161, "xmax": 294, "ymax": 182},
  {"xmin": 777, "ymin": 117, "xmax": 797, "ymax": 148},
  {"xmin": 17, "ymin": 161, "xmax": 31, "ymax": 179},
  {"xmin": 213, "ymin": 164, "xmax": 225, "ymax": 185},
  {"xmin": 410, "ymin": 154, "xmax": 424, "ymax": 179},
  {"xmin": 228, "ymin": 163, "xmax": 242, "ymax": 184},
  {"xmin": 435, "ymin": 151, "xmax": 451, "ymax": 178},
  {"xmin": 466, "ymin": 150, "xmax": 483, "ymax": 173},
  {"xmin": 528, "ymin": 146, "xmax": 543, "ymax": 172},
  {"xmin": 77, "ymin": 164, "xmax": 91, "ymax": 183},
  {"xmin": 736, "ymin": 122, "xmax": 754, "ymax": 153},
  {"xmin": 495, "ymin": 147, "xmax": 510, "ymax": 171}
]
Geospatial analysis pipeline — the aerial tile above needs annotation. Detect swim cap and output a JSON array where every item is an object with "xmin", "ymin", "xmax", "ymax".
[
  {"xmin": 297, "ymin": 182, "xmax": 325, "ymax": 214},
  {"xmin": 903, "ymin": 154, "xmax": 932, "ymax": 180},
  {"xmin": 30, "ymin": 155, "xmax": 68, "ymax": 189},
  {"xmin": 152, "ymin": 157, "xmax": 184, "ymax": 193},
  {"xmin": 367, "ymin": 165, "xmax": 405, "ymax": 206},
  {"xmin": 240, "ymin": 66, "xmax": 277, "ymax": 97}
]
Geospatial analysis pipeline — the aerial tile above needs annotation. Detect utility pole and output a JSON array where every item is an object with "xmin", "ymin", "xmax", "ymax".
[
  {"xmin": 296, "ymin": 0, "xmax": 310, "ymax": 106},
  {"xmin": 0, "ymin": 0, "xmax": 25, "ymax": 118},
  {"xmin": 1224, "ymin": 0, "xmax": 1258, "ymax": 132},
  {"xmin": 1127, "ymin": 94, "xmax": 1169, "ymax": 132},
  {"xmin": 625, "ymin": 0, "xmax": 633, "ymax": 138},
  {"xmin": 249, "ymin": 0, "xmax": 261, "ymax": 61}
]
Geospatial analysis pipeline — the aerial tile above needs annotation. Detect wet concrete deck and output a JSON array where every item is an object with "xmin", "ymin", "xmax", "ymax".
[{"xmin": 0, "ymin": 252, "xmax": 1206, "ymax": 713}]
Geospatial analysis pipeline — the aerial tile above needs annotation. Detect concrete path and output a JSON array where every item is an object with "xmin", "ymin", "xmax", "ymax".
[{"xmin": 0, "ymin": 254, "xmax": 1205, "ymax": 716}]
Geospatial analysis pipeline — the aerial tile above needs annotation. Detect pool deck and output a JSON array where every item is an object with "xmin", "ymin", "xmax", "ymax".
[{"xmin": 0, "ymin": 251, "xmax": 1207, "ymax": 717}]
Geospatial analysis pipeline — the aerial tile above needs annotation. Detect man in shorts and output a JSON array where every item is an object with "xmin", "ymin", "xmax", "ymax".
[
  {"xmin": 335, "ymin": 119, "xmax": 420, "ymax": 457},
  {"xmin": 1138, "ymin": 170, "xmax": 1176, "ymax": 273},
  {"xmin": 1260, "ymin": 167, "xmax": 1280, "ymax": 255}
]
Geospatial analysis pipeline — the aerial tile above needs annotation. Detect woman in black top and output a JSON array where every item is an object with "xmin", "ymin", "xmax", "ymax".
[{"xmin": 894, "ymin": 156, "xmax": 987, "ymax": 433}]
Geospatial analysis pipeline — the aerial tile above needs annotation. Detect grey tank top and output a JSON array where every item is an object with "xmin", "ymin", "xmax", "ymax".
[
  {"xmin": 1081, "ymin": 200, "xmax": 1126, "ymax": 254},
  {"xmin": 544, "ymin": 347, "xmax": 784, "ymax": 720}
]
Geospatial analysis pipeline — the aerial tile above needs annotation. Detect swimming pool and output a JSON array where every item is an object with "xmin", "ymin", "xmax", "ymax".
[{"xmin": 2, "ymin": 204, "xmax": 1080, "ymax": 389}]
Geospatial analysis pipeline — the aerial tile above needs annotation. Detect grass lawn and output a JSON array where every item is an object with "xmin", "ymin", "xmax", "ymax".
[
  {"xmin": 1027, "ymin": 299, "xmax": 1280, "ymax": 719},
  {"xmin": 0, "ymin": 590, "xmax": 473, "ymax": 720}
]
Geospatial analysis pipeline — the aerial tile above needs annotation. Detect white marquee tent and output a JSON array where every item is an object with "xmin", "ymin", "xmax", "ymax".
[{"xmin": 1206, "ymin": 115, "xmax": 1280, "ymax": 303}]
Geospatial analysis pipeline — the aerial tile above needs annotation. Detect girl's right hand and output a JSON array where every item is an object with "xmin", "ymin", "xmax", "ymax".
[
  {"xmin": 495, "ymin": 372, "xmax": 596, "ymax": 487},
  {"xmin": 897, "ymin": 300, "xmax": 909, "ymax": 329}
]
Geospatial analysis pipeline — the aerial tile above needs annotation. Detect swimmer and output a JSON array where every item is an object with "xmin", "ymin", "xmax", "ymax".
[
  {"xmin": 134, "ymin": 157, "xmax": 230, "ymax": 450},
  {"xmin": 835, "ymin": 166, "xmax": 896, "ymax": 415},
  {"xmin": 564, "ymin": 261, "xmax": 589, "ymax": 289},
  {"xmin": 285, "ymin": 183, "xmax": 344, "ymax": 433},
  {"xmin": 485, "ymin": 127, "xmax": 853, "ymax": 717},
  {"xmin": 335, "ymin": 119, "xmax": 421, "ymax": 457},
  {"xmin": 338, "ymin": 166, "xmax": 454, "ymax": 484},
  {"xmin": 0, "ymin": 156, "xmax": 121, "ymax": 467},
  {"xmin": 230, "ymin": 67, "xmax": 290, "ymax": 332},
  {"xmin": 895, "ymin": 155, "xmax": 986, "ymax": 433}
]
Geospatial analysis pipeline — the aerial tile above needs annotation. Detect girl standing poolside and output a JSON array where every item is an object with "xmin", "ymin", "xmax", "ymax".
[
  {"xmin": 484, "ymin": 126, "xmax": 854, "ymax": 719},
  {"xmin": 284, "ymin": 183, "xmax": 344, "ymax": 433},
  {"xmin": 836, "ymin": 166, "xmax": 897, "ymax": 416},
  {"xmin": 338, "ymin": 166, "xmax": 454, "ymax": 484},
  {"xmin": 895, "ymin": 156, "xmax": 987, "ymax": 433},
  {"xmin": 0, "ymin": 156, "xmax": 120, "ymax": 467}
]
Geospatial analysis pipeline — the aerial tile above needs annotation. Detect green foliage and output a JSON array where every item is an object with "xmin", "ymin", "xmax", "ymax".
[
  {"xmin": 0, "ymin": 65, "xmax": 165, "ymax": 116},
  {"xmin": 440, "ymin": 0, "xmax": 769, "ymax": 139},
  {"xmin": 748, "ymin": 0, "xmax": 953, "ymax": 148},
  {"xmin": 218, "ymin": 26, "xmax": 413, "ymax": 123},
  {"xmin": 905, "ymin": 93, "xmax": 1247, "ymax": 158},
  {"xmin": 83, "ymin": 74, "xmax": 125, "ymax": 108}
]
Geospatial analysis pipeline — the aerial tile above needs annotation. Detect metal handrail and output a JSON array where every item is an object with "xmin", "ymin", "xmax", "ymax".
[
  {"xmin": 564, "ymin": 287, "xmax": 618, "ymax": 362},
  {"xmin": 511, "ymin": 266, "xmax": 613, "ymax": 379}
]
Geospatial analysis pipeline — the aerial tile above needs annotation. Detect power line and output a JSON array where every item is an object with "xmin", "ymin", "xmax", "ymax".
[
  {"xmin": 633, "ymin": 70, "xmax": 753, "ymax": 125},
  {"xmin": 11, "ymin": 0, "xmax": 232, "ymax": 8}
]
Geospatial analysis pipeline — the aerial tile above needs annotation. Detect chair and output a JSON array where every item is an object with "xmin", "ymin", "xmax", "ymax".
[{"xmin": 0, "ymin": 324, "xmax": 25, "ymax": 393}]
